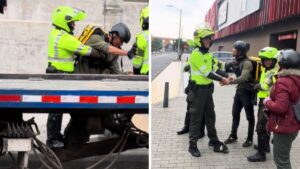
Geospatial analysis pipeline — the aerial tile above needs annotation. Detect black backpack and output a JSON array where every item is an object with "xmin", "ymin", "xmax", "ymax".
[
  {"xmin": 291, "ymin": 78, "xmax": 300, "ymax": 123},
  {"xmin": 294, "ymin": 97, "xmax": 300, "ymax": 123},
  {"xmin": 231, "ymin": 57, "xmax": 262, "ymax": 83}
]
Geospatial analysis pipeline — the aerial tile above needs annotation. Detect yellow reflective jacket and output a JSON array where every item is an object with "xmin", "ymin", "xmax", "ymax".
[
  {"xmin": 133, "ymin": 30, "xmax": 149, "ymax": 74},
  {"xmin": 190, "ymin": 48, "xmax": 217, "ymax": 85},
  {"xmin": 257, "ymin": 67, "xmax": 277, "ymax": 98},
  {"xmin": 48, "ymin": 28, "xmax": 92, "ymax": 72}
]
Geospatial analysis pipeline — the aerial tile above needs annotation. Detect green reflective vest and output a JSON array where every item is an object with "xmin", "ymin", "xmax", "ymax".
[
  {"xmin": 257, "ymin": 67, "xmax": 277, "ymax": 98},
  {"xmin": 48, "ymin": 28, "xmax": 92, "ymax": 72},
  {"xmin": 190, "ymin": 48, "xmax": 217, "ymax": 85},
  {"xmin": 133, "ymin": 30, "xmax": 149, "ymax": 74}
]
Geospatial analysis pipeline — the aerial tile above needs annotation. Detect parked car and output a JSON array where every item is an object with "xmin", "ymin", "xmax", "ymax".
[{"xmin": 212, "ymin": 51, "xmax": 234, "ymax": 63}]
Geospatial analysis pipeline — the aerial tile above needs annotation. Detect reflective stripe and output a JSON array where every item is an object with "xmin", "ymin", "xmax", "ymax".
[
  {"xmin": 143, "ymin": 59, "xmax": 149, "ymax": 64},
  {"xmin": 86, "ymin": 47, "xmax": 92, "ymax": 56},
  {"xmin": 191, "ymin": 70, "xmax": 202, "ymax": 76},
  {"xmin": 141, "ymin": 31, "xmax": 149, "ymax": 43},
  {"xmin": 54, "ymin": 31, "xmax": 65, "ymax": 59},
  {"xmin": 191, "ymin": 65, "xmax": 209, "ymax": 76},
  {"xmin": 191, "ymin": 70, "xmax": 209, "ymax": 76},
  {"xmin": 200, "ymin": 65, "xmax": 207, "ymax": 71},
  {"xmin": 190, "ymin": 59, "xmax": 206, "ymax": 76},
  {"xmin": 48, "ymin": 56, "xmax": 74, "ymax": 62},
  {"xmin": 75, "ymin": 45, "xmax": 84, "ymax": 54},
  {"xmin": 133, "ymin": 64, "xmax": 142, "ymax": 69}
]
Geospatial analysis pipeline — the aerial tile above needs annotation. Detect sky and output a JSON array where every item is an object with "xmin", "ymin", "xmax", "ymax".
[{"xmin": 151, "ymin": 0, "xmax": 215, "ymax": 40}]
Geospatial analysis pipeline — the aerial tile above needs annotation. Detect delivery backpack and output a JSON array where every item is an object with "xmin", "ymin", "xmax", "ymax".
[
  {"xmin": 75, "ymin": 24, "xmax": 107, "ymax": 63},
  {"xmin": 231, "ymin": 56, "xmax": 262, "ymax": 83},
  {"xmin": 77, "ymin": 24, "xmax": 107, "ymax": 44},
  {"xmin": 75, "ymin": 24, "xmax": 125, "ymax": 72},
  {"xmin": 247, "ymin": 56, "xmax": 263, "ymax": 83}
]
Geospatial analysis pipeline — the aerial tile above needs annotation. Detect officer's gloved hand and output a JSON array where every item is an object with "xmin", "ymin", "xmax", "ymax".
[
  {"xmin": 127, "ymin": 43, "xmax": 137, "ymax": 59},
  {"xmin": 184, "ymin": 65, "xmax": 190, "ymax": 72}
]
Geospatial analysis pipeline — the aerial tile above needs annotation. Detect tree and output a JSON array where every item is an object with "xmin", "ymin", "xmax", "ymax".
[
  {"xmin": 173, "ymin": 39, "xmax": 184, "ymax": 52},
  {"xmin": 151, "ymin": 38, "xmax": 163, "ymax": 52}
]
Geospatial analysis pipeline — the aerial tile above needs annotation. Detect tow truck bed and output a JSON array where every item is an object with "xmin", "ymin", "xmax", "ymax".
[{"xmin": 0, "ymin": 74, "xmax": 149, "ymax": 113}]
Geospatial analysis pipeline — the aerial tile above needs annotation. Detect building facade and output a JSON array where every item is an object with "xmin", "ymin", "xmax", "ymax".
[
  {"xmin": 0, "ymin": 0, "xmax": 147, "ymax": 73},
  {"xmin": 205, "ymin": 0, "xmax": 300, "ymax": 56}
]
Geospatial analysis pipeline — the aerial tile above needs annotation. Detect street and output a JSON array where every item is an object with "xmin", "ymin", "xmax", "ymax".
[{"xmin": 151, "ymin": 52, "xmax": 178, "ymax": 79}]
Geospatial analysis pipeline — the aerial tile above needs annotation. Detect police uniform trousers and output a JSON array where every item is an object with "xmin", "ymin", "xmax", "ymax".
[{"xmin": 188, "ymin": 84, "xmax": 219, "ymax": 143}]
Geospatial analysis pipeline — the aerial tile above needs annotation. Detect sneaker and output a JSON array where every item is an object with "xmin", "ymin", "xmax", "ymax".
[
  {"xmin": 224, "ymin": 135, "xmax": 237, "ymax": 144},
  {"xmin": 242, "ymin": 139, "xmax": 253, "ymax": 147}
]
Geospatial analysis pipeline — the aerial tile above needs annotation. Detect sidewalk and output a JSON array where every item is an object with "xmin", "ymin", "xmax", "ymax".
[{"xmin": 151, "ymin": 84, "xmax": 300, "ymax": 169}]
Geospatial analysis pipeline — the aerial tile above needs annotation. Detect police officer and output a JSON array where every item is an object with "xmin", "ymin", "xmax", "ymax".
[
  {"xmin": 133, "ymin": 6, "xmax": 149, "ymax": 75},
  {"xmin": 177, "ymin": 55, "xmax": 228, "ymax": 137},
  {"xmin": 46, "ymin": 6, "xmax": 101, "ymax": 148},
  {"xmin": 188, "ymin": 25, "xmax": 229, "ymax": 157},
  {"xmin": 177, "ymin": 59, "xmax": 205, "ymax": 138},
  {"xmin": 247, "ymin": 47, "xmax": 278, "ymax": 162},
  {"xmin": 224, "ymin": 41, "xmax": 255, "ymax": 147},
  {"xmin": 75, "ymin": 23, "xmax": 136, "ymax": 74}
]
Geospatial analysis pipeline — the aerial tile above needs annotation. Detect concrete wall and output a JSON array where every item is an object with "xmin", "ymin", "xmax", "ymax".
[
  {"xmin": 0, "ymin": 0, "xmax": 147, "ymax": 73},
  {"xmin": 211, "ymin": 18, "xmax": 300, "ymax": 56}
]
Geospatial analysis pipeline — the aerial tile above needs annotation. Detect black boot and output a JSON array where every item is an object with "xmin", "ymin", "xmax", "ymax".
[
  {"xmin": 213, "ymin": 141, "xmax": 229, "ymax": 154},
  {"xmin": 188, "ymin": 141, "xmax": 201, "ymax": 157},
  {"xmin": 224, "ymin": 135, "xmax": 237, "ymax": 144},
  {"xmin": 242, "ymin": 138, "xmax": 253, "ymax": 147},
  {"xmin": 254, "ymin": 144, "xmax": 270, "ymax": 153},
  {"xmin": 247, "ymin": 151, "xmax": 266, "ymax": 162},
  {"xmin": 47, "ymin": 113, "xmax": 64, "ymax": 148},
  {"xmin": 177, "ymin": 126, "xmax": 189, "ymax": 135},
  {"xmin": 247, "ymin": 134, "xmax": 267, "ymax": 162}
]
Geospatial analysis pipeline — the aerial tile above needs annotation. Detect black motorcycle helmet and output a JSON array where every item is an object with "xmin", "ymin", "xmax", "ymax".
[
  {"xmin": 110, "ymin": 23, "xmax": 131, "ymax": 43},
  {"xmin": 233, "ymin": 40, "xmax": 250, "ymax": 56},
  {"xmin": 278, "ymin": 49, "xmax": 300, "ymax": 69}
]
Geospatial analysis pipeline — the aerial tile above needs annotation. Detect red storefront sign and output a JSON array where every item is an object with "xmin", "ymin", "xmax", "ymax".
[{"xmin": 278, "ymin": 32, "xmax": 297, "ymax": 41}]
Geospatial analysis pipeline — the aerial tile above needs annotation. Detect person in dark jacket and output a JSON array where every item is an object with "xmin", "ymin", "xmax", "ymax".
[
  {"xmin": 75, "ymin": 23, "xmax": 136, "ymax": 74},
  {"xmin": 223, "ymin": 41, "xmax": 255, "ymax": 148},
  {"xmin": 264, "ymin": 49, "xmax": 300, "ymax": 169}
]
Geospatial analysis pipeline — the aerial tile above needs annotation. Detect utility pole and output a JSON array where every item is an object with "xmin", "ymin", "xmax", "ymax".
[{"xmin": 167, "ymin": 5, "xmax": 182, "ymax": 61}]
